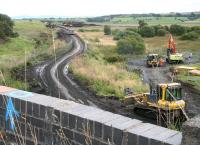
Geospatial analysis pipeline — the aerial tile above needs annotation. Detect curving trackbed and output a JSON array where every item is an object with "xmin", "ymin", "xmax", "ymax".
[
  {"xmin": 35, "ymin": 28, "xmax": 96, "ymax": 106},
  {"xmin": 34, "ymin": 27, "xmax": 156, "ymax": 122}
]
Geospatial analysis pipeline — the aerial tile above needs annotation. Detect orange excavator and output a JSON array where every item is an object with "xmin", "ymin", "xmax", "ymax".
[{"xmin": 166, "ymin": 34, "xmax": 183, "ymax": 64}]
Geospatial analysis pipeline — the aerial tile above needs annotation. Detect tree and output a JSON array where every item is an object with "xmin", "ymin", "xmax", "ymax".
[
  {"xmin": 139, "ymin": 26, "xmax": 155, "ymax": 37},
  {"xmin": 157, "ymin": 29, "xmax": 167, "ymax": 36},
  {"xmin": 138, "ymin": 20, "xmax": 148, "ymax": 28},
  {"xmin": 117, "ymin": 35, "xmax": 145, "ymax": 54},
  {"xmin": 104, "ymin": 25, "xmax": 111, "ymax": 35},
  {"xmin": 170, "ymin": 24, "xmax": 186, "ymax": 36},
  {"xmin": 0, "ymin": 13, "xmax": 17, "ymax": 39}
]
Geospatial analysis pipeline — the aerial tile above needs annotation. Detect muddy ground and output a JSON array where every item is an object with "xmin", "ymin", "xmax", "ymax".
[{"xmin": 128, "ymin": 58, "xmax": 200, "ymax": 118}]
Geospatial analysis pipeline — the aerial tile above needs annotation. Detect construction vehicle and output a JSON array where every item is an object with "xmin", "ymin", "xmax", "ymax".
[
  {"xmin": 124, "ymin": 82, "xmax": 186, "ymax": 119},
  {"xmin": 166, "ymin": 34, "xmax": 184, "ymax": 64},
  {"xmin": 146, "ymin": 54, "xmax": 165, "ymax": 67}
]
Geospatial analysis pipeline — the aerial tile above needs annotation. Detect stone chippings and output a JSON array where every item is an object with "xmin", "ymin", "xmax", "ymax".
[{"xmin": 0, "ymin": 86, "xmax": 182, "ymax": 145}]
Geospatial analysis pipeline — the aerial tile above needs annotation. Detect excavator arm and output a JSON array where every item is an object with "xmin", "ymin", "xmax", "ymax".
[{"xmin": 168, "ymin": 34, "xmax": 176, "ymax": 54}]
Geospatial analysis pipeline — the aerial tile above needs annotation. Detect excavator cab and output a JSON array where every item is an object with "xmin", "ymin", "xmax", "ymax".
[
  {"xmin": 146, "ymin": 54, "xmax": 159, "ymax": 67},
  {"xmin": 156, "ymin": 83, "xmax": 185, "ymax": 110}
]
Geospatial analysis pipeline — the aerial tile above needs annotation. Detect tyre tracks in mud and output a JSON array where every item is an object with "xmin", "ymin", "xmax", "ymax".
[{"xmin": 33, "ymin": 27, "xmax": 152, "ymax": 122}]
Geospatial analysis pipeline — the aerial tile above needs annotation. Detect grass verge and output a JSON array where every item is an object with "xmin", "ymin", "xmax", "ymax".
[{"xmin": 70, "ymin": 31, "xmax": 148, "ymax": 99}]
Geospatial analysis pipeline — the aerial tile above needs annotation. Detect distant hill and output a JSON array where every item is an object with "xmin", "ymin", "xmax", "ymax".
[{"xmin": 87, "ymin": 12, "xmax": 200, "ymax": 23}]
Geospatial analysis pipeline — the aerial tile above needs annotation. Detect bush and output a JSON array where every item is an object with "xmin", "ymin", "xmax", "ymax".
[
  {"xmin": 139, "ymin": 26, "xmax": 155, "ymax": 37},
  {"xmin": 170, "ymin": 24, "xmax": 186, "ymax": 36},
  {"xmin": 104, "ymin": 55, "xmax": 125, "ymax": 63},
  {"xmin": 113, "ymin": 30, "xmax": 141, "ymax": 40},
  {"xmin": 157, "ymin": 29, "xmax": 167, "ymax": 36},
  {"xmin": 104, "ymin": 25, "xmax": 111, "ymax": 35},
  {"xmin": 180, "ymin": 31, "xmax": 199, "ymax": 40},
  {"xmin": 191, "ymin": 26, "xmax": 200, "ymax": 34},
  {"xmin": 0, "ymin": 13, "xmax": 17, "ymax": 39},
  {"xmin": 117, "ymin": 36, "xmax": 145, "ymax": 54}
]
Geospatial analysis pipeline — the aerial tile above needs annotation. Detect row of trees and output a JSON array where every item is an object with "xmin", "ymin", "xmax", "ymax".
[
  {"xmin": 135, "ymin": 20, "xmax": 200, "ymax": 40},
  {"xmin": 104, "ymin": 20, "xmax": 200, "ymax": 55},
  {"xmin": 87, "ymin": 12, "xmax": 200, "ymax": 23},
  {"xmin": 0, "ymin": 14, "xmax": 18, "ymax": 39}
]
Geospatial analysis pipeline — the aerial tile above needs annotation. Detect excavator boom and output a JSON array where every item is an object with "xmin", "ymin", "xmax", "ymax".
[{"xmin": 168, "ymin": 34, "xmax": 176, "ymax": 53}]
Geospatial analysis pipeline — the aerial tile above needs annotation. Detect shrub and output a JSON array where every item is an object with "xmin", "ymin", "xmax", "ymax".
[
  {"xmin": 180, "ymin": 31, "xmax": 199, "ymax": 40},
  {"xmin": 170, "ymin": 24, "xmax": 186, "ymax": 36},
  {"xmin": 139, "ymin": 26, "xmax": 155, "ymax": 37},
  {"xmin": 157, "ymin": 29, "xmax": 167, "ymax": 36},
  {"xmin": 0, "ymin": 13, "xmax": 17, "ymax": 39},
  {"xmin": 117, "ymin": 36, "xmax": 145, "ymax": 54},
  {"xmin": 104, "ymin": 55, "xmax": 125, "ymax": 63},
  {"xmin": 113, "ymin": 30, "xmax": 141, "ymax": 40},
  {"xmin": 104, "ymin": 25, "xmax": 111, "ymax": 35}
]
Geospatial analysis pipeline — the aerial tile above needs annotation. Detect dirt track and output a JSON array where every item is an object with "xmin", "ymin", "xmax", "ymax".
[{"xmin": 29, "ymin": 27, "xmax": 154, "ymax": 123}]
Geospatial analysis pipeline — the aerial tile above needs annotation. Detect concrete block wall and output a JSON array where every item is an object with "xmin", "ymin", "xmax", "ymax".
[{"xmin": 0, "ymin": 86, "xmax": 182, "ymax": 145}]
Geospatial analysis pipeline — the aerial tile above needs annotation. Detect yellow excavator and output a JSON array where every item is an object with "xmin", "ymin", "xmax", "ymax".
[
  {"xmin": 146, "ymin": 54, "xmax": 165, "ymax": 67},
  {"xmin": 124, "ymin": 82, "xmax": 186, "ymax": 119}
]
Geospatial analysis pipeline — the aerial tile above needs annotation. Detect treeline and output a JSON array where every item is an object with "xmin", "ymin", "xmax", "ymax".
[
  {"xmin": 0, "ymin": 14, "xmax": 18, "ymax": 40},
  {"xmin": 87, "ymin": 12, "xmax": 200, "ymax": 22},
  {"xmin": 103, "ymin": 21, "xmax": 200, "ymax": 55},
  {"xmin": 111, "ymin": 20, "xmax": 200, "ymax": 40}
]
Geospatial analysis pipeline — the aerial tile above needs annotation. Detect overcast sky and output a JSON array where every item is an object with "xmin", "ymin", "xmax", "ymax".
[{"xmin": 0, "ymin": 0, "xmax": 200, "ymax": 17}]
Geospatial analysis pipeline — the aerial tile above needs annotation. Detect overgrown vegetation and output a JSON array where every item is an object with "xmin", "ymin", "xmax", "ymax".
[
  {"xmin": 70, "ymin": 32, "xmax": 148, "ymax": 98},
  {"xmin": 104, "ymin": 25, "xmax": 111, "ymax": 35},
  {"xmin": 0, "ymin": 14, "xmax": 18, "ymax": 39}
]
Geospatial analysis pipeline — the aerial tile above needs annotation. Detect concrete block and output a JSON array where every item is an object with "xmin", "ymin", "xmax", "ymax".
[
  {"xmin": 151, "ymin": 129, "xmax": 179, "ymax": 145},
  {"xmin": 27, "ymin": 101, "xmax": 32, "ymax": 116},
  {"xmin": 30, "ymin": 117, "xmax": 45, "ymax": 129},
  {"xmin": 74, "ymin": 132, "xmax": 86, "ymax": 144},
  {"xmin": 69, "ymin": 113, "xmax": 76, "ymax": 129},
  {"xmin": 63, "ymin": 128, "xmax": 74, "ymax": 140},
  {"xmin": 0, "ymin": 115, "xmax": 5, "ymax": 128},
  {"xmin": 20, "ymin": 100, "xmax": 26, "ymax": 114},
  {"xmin": 94, "ymin": 121, "xmax": 103, "ymax": 139},
  {"xmin": 92, "ymin": 138, "xmax": 100, "ymax": 145},
  {"xmin": 127, "ymin": 132, "xmax": 138, "ymax": 145},
  {"xmin": 0, "ymin": 108, "xmax": 5, "ymax": 116},
  {"xmin": 0, "ymin": 95, "xmax": 5, "ymax": 108},
  {"xmin": 32, "ymin": 103, "xmax": 39, "ymax": 118},
  {"xmin": 138, "ymin": 126, "xmax": 168, "ymax": 145},
  {"xmin": 61, "ymin": 112, "xmax": 68, "ymax": 128},
  {"xmin": 39, "ymin": 105, "xmax": 46, "ymax": 119},
  {"xmin": 103, "ymin": 124, "xmax": 113, "ymax": 143},
  {"xmin": 38, "ymin": 128, "xmax": 45, "ymax": 142},
  {"xmin": 14, "ymin": 98, "xmax": 21, "ymax": 112},
  {"xmin": 54, "ymin": 109, "xmax": 61, "ymax": 124},
  {"xmin": 164, "ymin": 132, "xmax": 182, "ymax": 145},
  {"xmin": 127, "ymin": 123, "xmax": 155, "ymax": 145}
]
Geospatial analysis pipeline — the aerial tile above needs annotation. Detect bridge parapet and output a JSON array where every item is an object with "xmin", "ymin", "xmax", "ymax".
[{"xmin": 0, "ymin": 86, "xmax": 182, "ymax": 145}]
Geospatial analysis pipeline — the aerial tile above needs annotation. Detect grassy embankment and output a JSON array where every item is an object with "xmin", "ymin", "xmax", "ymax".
[
  {"xmin": 70, "ymin": 31, "xmax": 148, "ymax": 99},
  {"xmin": 0, "ymin": 20, "xmax": 69, "ymax": 90}
]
